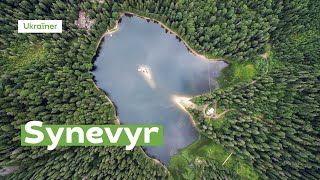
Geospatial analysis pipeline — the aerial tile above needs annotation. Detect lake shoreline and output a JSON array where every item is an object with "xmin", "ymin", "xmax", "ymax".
[
  {"xmin": 97, "ymin": 11, "xmax": 227, "ymax": 63},
  {"xmin": 90, "ymin": 78, "xmax": 169, "ymax": 171},
  {"xmin": 94, "ymin": 12, "xmax": 224, "ymax": 131},
  {"xmin": 171, "ymin": 95, "xmax": 199, "ymax": 128},
  {"xmin": 92, "ymin": 13, "xmax": 226, "ymax": 168},
  {"xmin": 96, "ymin": 21, "xmax": 120, "ymax": 49}
]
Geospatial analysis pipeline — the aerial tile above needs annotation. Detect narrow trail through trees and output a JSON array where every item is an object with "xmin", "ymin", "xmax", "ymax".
[{"xmin": 174, "ymin": 80, "xmax": 269, "ymax": 125}]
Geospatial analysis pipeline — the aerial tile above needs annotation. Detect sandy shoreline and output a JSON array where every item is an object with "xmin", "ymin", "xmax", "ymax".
[
  {"xmin": 96, "ymin": 22, "xmax": 119, "ymax": 49},
  {"xmin": 171, "ymin": 95, "xmax": 198, "ymax": 127}
]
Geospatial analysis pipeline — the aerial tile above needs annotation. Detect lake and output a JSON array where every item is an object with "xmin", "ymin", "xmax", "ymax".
[{"xmin": 92, "ymin": 15, "xmax": 227, "ymax": 165}]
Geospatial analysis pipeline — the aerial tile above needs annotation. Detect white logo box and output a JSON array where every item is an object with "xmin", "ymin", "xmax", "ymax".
[{"xmin": 18, "ymin": 20, "xmax": 62, "ymax": 33}]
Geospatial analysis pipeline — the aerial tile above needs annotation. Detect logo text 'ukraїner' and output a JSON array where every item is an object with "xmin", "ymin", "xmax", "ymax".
[
  {"xmin": 18, "ymin": 20, "xmax": 62, "ymax": 33},
  {"xmin": 21, "ymin": 121, "xmax": 163, "ymax": 150}
]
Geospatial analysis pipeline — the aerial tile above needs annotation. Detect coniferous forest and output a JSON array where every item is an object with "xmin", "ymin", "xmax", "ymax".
[{"xmin": 0, "ymin": 0, "xmax": 319, "ymax": 179}]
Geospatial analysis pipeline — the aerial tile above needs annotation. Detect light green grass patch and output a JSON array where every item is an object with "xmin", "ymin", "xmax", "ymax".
[
  {"xmin": 2, "ymin": 42, "xmax": 45, "ymax": 71},
  {"xmin": 210, "ymin": 116, "xmax": 225, "ymax": 129},
  {"xmin": 218, "ymin": 61, "xmax": 257, "ymax": 88},
  {"xmin": 234, "ymin": 160, "xmax": 259, "ymax": 179},
  {"xmin": 168, "ymin": 153, "xmax": 190, "ymax": 179},
  {"xmin": 234, "ymin": 64, "xmax": 255, "ymax": 80},
  {"xmin": 181, "ymin": 135, "xmax": 232, "ymax": 165},
  {"xmin": 168, "ymin": 135, "xmax": 258, "ymax": 179}
]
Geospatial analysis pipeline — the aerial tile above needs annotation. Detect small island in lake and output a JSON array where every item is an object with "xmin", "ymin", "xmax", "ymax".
[{"xmin": 138, "ymin": 65, "xmax": 156, "ymax": 88}]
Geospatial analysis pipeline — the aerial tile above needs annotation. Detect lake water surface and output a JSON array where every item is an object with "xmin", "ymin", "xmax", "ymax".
[{"xmin": 92, "ymin": 15, "xmax": 227, "ymax": 165}]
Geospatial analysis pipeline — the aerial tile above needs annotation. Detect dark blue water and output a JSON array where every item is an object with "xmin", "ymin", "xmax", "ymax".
[{"xmin": 92, "ymin": 15, "xmax": 227, "ymax": 165}]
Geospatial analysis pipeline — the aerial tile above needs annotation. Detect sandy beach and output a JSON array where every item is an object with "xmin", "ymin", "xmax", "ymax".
[{"xmin": 171, "ymin": 95, "xmax": 198, "ymax": 126}]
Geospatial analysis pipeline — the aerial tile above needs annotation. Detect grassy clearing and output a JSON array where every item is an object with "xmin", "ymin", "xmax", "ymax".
[
  {"xmin": 1, "ymin": 42, "xmax": 45, "ymax": 71},
  {"xmin": 217, "ymin": 43, "xmax": 287, "ymax": 89},
  {"xmin": 290, "ymin": 29, "xmax": 318, "ymax": 43},
  {"xmin": 181, "ymin": 135, "xmax": 228, "ymax": 163},
  {"xmin": 168, "ymin": 135, "xmax": 258, "ymax": 180},
  {"xmin": 218, "ymin": 61, "xmax": 256, "ymax": 88},
  {"xmin": 168, "ymin": 154, "xmax": 190, "ymax": 179},
  {"xmin": 210, "ymin": 116, "xmax": 225, "ymax": 129}
]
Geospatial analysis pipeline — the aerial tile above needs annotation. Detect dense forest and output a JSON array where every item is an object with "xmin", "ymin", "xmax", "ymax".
[
  {"xmin": 191, "ymin": 67, "xmax": 319, "ymax": 179},
  {"xmin": 189, "ymin": 0, "xmax": 320, "ymax": 179},
  {"xmin": 0, "ymin": 0, "xmax": 319, "ymax": 179}
]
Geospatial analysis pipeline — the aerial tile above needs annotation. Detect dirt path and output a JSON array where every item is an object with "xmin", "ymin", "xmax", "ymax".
[
  {"xmin": 222, "ymin": 153, "xmax": 233, "ymax": 166},
  {"xmin": 200, "ymin": 100, "xmax": 237, "ymax": 119},
  {"xmin": 232, "ymin": 80, "xmax": 257, "ymax": 93},
  {"xmin": 173, "ymin": 95, "xmax": 269, "ymax": 126},
  {"xmin": 173, "ymin": 96, "xmax": 236, "ymax": 121},
  {"xmin": 96, "ymin": 22, "xmax": 119, "ymax": 49},
  {"xmin": 260, "ymin": 53, "xmax": 269, "ymax": 59},
  {"xmin": 212, "ymin": 109, "xmax": 237, "ymax": 119}
]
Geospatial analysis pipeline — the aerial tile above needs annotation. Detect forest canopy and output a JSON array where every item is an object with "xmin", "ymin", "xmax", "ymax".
[{"xmin": 0, "ymin": 0, "xmax": 319, "ymax": 179}]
